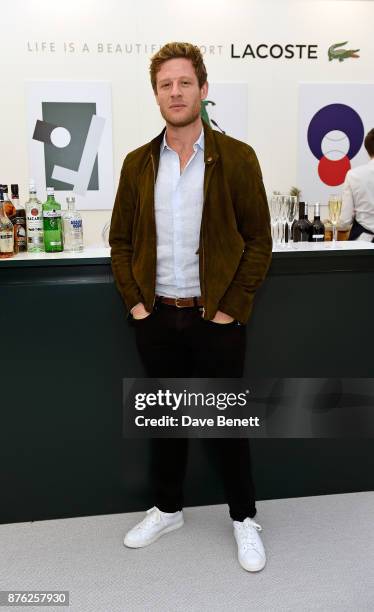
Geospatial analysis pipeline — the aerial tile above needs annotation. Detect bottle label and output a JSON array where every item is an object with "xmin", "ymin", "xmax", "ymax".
[
  {"xmin": 63, "ymin": 217, "xmax": 83, "ymax": 250},
  {"xmin": 43, "ymin": 210, "xmax": 61, "ymax": 218},
  {"xmin": 13, "ymin": 215, "xmax": 26, "ymax": 226},
  {"xmin": 27, "ymin": 236, "xmax": 44, "ymax": 246},
  {"xmin": 27, "ymin": 217, "xmax": 43, "ymax": 236},
  {"xmin": 15, "ymin": 225, "xmax": 27, "ymax": 251},
  {"xmin": 312, "ymin": 234, "xmax": 324, "ymax": 241},
  {"xmin": 49, "ymin": 241, "xmax": 62, "ymax": 246},
  {"xmin": 70, "ymin": 219, "xmax": 82, "ymax": 229},
  {"xmin": 0, "ymin": 233, "xmax": 14, "ymax": 252},
  {"xmin": 27, "ymin": 215, "xmax": 43, "ymax": 224},
  {"xmin": 27, "ymin": 206, "xmax": 44, "ymax": 250}
]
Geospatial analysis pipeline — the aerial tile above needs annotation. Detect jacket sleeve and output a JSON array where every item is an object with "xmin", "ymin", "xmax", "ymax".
[
  {"xmin": 341, "ymin": 172, "xmax": 355, "ymax": 225},
  {"xmin": 218, "ymin": 147, "xmax": 272, "ymax": 324},
  {"xmin": 109, "ymin": 157, "xmax": 144, "ymax": 314}
]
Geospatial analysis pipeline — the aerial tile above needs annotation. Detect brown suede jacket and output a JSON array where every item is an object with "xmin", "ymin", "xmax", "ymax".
[{"xmin": 109, "ymin": 121, "xmax": 272, "ymax": 324}]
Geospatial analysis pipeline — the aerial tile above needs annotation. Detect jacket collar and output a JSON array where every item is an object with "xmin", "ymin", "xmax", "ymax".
[
  {"xmin": 161, "ymin": 126, "xmax": 205, "ymax": 154},
  {"xmin": 202, "ymin": 120, "xmax": 219, "ymax": 165},
  {"xmin": 150, "ymin": 120, "xmax": 219, "ymax": 176}
]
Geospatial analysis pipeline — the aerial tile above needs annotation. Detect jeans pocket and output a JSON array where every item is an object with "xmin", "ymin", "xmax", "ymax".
[
  {"xmin": 203, "ymin": 319, "xmax": 238, "ymax": 327},
  {"xmin": 131, "ymin": 311, "xmax": 155, "ymax": 326}
]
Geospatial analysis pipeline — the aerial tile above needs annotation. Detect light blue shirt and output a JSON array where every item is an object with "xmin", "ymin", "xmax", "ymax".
[{"xmin": 154, "ymin": 128, "xmax": 204, "ymax": 298}]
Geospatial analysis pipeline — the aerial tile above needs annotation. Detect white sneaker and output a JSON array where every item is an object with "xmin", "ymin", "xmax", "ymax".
[
  {"xmin": 123, "ymin": 506, "xmax": 184, "ymax": 548},
  {"xmin": 233, "ymin": 517, "xmax": 266, "ymax": 572}
]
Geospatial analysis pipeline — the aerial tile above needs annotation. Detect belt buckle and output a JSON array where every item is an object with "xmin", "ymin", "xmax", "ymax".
[{"xmin": 175, "ymin": 297, "xmax": 184, "ymax": 308}]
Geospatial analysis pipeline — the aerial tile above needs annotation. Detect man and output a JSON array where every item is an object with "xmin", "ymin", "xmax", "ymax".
[
  {"xmin": 109, "ymin": 42, "xmax": 272, "ymax": 573},
  {"xmin": 341, "ymin": 128, "xmax": 374, "ymax": 241}
]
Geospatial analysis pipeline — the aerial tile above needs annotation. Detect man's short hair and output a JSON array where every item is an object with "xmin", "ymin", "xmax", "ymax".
[
  {"xmin": 150, "ymin": 42, "xmax": 207, "ymax": 93},
  {"xmin": 364, "ymin": 129, "xmax": 374, "ymax": 157}
]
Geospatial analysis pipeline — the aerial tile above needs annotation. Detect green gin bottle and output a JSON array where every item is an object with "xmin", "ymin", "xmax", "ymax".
[{"xmin": 43, "ymin": 187, "xmax": 63, "ymax": 252}]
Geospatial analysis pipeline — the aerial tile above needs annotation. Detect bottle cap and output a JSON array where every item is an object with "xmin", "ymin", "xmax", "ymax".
[
  {"xmin": 66, "ymin": 196, "xmax": 75, "ymax": 203},
  {"xmin": 47, "ymin": 187, "xmax": 54, "ymax": 196}
]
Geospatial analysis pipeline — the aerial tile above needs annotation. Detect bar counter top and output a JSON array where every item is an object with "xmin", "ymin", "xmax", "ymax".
[{"xmin": 1, "ymin": 240, "xmax": 374, "ymax": 268}]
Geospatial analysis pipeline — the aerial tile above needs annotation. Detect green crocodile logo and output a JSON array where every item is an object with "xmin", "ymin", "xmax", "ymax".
[
  {"xmin": 328, "ymin": 41, "xmax": 360, "ymax": 62},
  {"xmin": 200, "ymin": 100, "xmax": 226, "ymax": 134},
  {"xmin": 200, "ymin": 99, "xmax": 215, "ymax": 126}
]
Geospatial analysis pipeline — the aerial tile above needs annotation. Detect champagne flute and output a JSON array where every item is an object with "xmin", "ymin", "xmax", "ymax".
[
  {"xmin": 285, "ymin": 196, "xmax": 298, "ymax": 245},
  {"xmin": 279, "ymin": 196, "xmax": 289, "ymax": 245},
  {"xmin": 328, "ymin": 195, "xmax": 342, "ymax": 242},
  {"xmin": 269, "ymin": 195, "xmax": 281, "ymax": 244}
]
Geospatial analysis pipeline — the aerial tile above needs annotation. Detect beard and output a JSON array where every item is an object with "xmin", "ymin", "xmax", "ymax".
[{"xmin": 159, "ymin": 103, "xmax": 201, "ymax": 128}]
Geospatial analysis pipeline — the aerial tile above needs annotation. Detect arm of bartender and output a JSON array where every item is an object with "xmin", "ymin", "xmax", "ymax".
[
  {"xmin": 341, "ymin": 168, "xmax": 374, "ymax": 242},
  {"xmin": 341, "ymin": 129, "xmax": 374, "ymax": 242}
]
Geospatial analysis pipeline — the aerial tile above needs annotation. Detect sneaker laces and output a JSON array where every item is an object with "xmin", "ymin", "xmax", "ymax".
[
  {"xmin": 236, "ymin": 518, "xmax": 263, "ymax": 552},
  {"xmin": 134, "ymin": 506, "xmax": 161, "ymax": 530}
]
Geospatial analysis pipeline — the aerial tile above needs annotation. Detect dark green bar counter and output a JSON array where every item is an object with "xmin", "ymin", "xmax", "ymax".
[{"xmin": 1, "ymin": 245, "xmax": 373, "ymax": 524}]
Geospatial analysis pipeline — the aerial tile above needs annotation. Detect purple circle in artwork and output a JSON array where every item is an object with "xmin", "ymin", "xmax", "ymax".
[{"xmin": 307, "ymin": 103, "xmax": 364, "ymax": 160}]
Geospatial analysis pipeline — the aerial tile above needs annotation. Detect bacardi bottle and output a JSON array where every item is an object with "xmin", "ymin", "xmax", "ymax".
[
  {"xmin": 25, "ymin": 182, "xmax": 44, "ymax": 252},
  {"xmin": 62, "ymin": 196, "xmax": 84, "ymax": 252},
  {"xmin": 43, "ymin": 187, "xmax": 63, "ymax": 252}
]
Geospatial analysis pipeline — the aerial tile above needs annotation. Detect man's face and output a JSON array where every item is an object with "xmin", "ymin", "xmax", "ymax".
[{"xmin": 154, "ymin": 58, "xmax": 208, "ymax": 128}]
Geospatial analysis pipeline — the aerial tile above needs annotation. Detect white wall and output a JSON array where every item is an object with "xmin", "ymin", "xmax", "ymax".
[{"xmin": 2, "ymin": 0, "xmax": 373, "ymax": 244}]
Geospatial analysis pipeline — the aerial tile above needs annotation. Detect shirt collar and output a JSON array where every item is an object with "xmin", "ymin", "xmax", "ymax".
[{"xmin": 161, "ymin": 127, "xmax": 205, "ymax": 154}]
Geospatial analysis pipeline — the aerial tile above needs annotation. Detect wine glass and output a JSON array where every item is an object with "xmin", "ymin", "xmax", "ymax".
[
  {"xmin": 269, "ymin": 195, "xmax": 282, "ymax": 244},
  {"xmin": 328, "ymin": 195, "xmax": 342, "ymax": 242},
  {"xmin": 285, "ymin": 196, "xmax": 298, "ymax": 245},
  {"xmin": 279, "ymin": 196, "xmax": 289, "ymax": 245}
]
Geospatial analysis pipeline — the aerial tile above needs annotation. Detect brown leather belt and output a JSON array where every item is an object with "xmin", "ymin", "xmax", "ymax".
[{"xmin": 156, "ymin": 295, "xmax": 204, "ymax": 308}]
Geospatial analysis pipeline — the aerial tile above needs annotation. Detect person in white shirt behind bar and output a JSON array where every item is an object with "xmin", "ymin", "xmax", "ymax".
[{"xmin": 341, "ymin": 128, "xmax": 374, "ymax": 242}]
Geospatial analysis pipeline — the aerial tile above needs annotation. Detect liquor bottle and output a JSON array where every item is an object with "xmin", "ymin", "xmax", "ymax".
[
  {"xmin": 305, "ymin": 202, "xmax": 313, "ymax": 241},
  {"xmin": 290, "ymin": 219, "xmax": 297, "ymax": 242},
  {"xmin": 1, "ymin": 184, "xmax": 16, "ymax": 219},
  {"xmin": 293, "ymin": 201, "xmax": 310, "ymax": 242},
  {"xmin": 10, "ymin": 184, "xmax": 27, "ymax": 253},
  {"xmin": 0, "ymin": 187, "xmax": 14, "ymax": 258},
  {"xmin": 42, "ymin": 187, "xmax": 63, "ymax": 252},
  {"xmin": 310, "ymin": 203, "xmax": 325, "ymax": 242},
  {"xmin": 25, "ymin": 181, "xmax": 44, "ymax": 253},
  {"xmin": 62, "ymin": 196, "xmax": 84, "ymax": 252}
]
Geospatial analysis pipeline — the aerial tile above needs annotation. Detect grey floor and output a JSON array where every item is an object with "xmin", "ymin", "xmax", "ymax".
[{"xmin": 0, "ymin": 492, "xmax": 373, "ymax": 612}]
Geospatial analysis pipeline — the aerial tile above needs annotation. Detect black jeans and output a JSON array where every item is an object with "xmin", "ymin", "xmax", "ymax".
[{"xmin": 132, "ymin": 302, "xmax": 257, "ymax": 521}]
